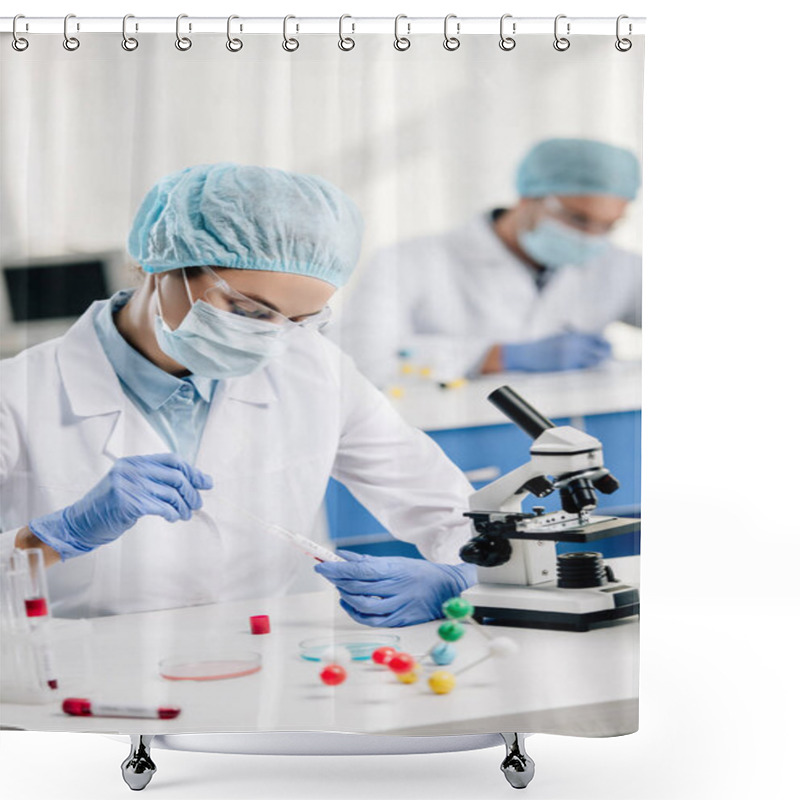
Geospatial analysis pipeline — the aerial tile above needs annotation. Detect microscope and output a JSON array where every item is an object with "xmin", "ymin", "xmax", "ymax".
[{"xmin": 459, "ymin": 386, "xmax": 640, "ymax": 632}]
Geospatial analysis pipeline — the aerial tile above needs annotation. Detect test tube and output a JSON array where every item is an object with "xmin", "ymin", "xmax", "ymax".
[
  {"xmin": 11, "ymin": 548, "xmax": 59, "ymax": 690},
  {"xmin": 0, "ymin": 557, "xmax": 26, "ymax": 633}
]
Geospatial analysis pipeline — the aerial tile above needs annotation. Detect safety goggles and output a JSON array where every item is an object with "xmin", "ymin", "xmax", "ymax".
[
  {"xmin": 192, "ymin": 265, "xmax": 332, "ymax": 331},
  {"xmin": 542, "ymin": 197, "xmax": 621, "ymax": 236}
]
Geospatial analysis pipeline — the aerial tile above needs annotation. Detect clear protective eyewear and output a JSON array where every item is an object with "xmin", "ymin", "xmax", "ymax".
[
  {"xmin": 542, "ymin": 197, "xmax": 621, "ymax": 236},
  {"xmin": 194, "ymin": 265, "xmax": 332, "ymax": 331}
]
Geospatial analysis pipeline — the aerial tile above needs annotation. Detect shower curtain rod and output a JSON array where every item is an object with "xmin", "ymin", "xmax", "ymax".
[{"xmin": 1, "ymin": 16, "xmax": 646, "ymax": 36}]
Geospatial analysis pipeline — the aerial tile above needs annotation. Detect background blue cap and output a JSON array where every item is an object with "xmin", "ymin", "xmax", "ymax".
[{"xmin": 515, "ymin": 138, "xmax": 641, "ymax": 200}]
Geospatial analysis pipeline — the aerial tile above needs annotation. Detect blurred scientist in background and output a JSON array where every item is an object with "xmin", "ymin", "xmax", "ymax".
[
  {"xmin": 0, "ymin": 163, "xmax": 476, "ymax": 625},
  {"xmin": 335, "ymin": 138, "xmax": 642, "ymax": 387}
]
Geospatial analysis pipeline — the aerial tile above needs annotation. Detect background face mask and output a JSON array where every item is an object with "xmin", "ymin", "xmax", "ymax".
[
  {"xmin": 154, "ymin": 275, "xmax": 288, "ymax": 378},
  {"xmin": 518, "ymin": 217, "xmax": 611, "ymax": 269}
]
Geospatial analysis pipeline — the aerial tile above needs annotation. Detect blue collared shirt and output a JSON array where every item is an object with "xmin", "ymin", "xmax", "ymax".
[{"xmin": 93, "ymin": 290, "xmax": 217, "ymax": 465}]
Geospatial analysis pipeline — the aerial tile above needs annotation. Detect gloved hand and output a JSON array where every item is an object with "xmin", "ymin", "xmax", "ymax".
[
  {"xmin": 28, "ymin": 454, "xmax": 213, "ymax": 562},
  {"xmin": 314, "ymin": 551, "xmax": 478, "ymax": 627},
  {"xmin": 502, "ymin": 331, "xmax": 612, "ymax": 372}
]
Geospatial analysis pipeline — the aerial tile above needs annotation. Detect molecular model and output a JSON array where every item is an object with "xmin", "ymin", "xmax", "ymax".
[{"xmin": 314, "ymin": 596, "xmax": 519, "ymax": 695}]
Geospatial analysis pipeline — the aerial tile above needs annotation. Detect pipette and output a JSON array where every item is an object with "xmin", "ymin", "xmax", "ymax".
[{"xmin": 202, "ymin": 497, "xmax": 345, "ymax": 563}]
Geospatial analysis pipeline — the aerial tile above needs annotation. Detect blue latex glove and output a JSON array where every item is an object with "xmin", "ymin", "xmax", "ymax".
[
  {"xmin": 502, "ymin": 331, "xmax": 612, "ymax": 372},
  {"xmin": 28, "ymin": 454, "xmax": 213, "ymax": 562},
  {"xmin": 314, "ymin": 551, "xmax": 478, "ymax": 627}
]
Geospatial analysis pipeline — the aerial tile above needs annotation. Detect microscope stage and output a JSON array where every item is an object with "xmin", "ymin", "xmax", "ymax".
[{"xmin": 468, "ymin": 513, "xmax": 641, "ymax": 543}]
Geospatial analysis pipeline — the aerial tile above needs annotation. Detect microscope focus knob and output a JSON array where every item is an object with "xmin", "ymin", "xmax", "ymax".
[{"xmin": 459, "ymin": 534, "xmax": 513, "ymax": 568}]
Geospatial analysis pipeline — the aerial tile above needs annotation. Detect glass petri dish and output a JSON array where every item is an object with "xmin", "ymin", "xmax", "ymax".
[
  {"xmin": 299, "ymin": 633, "xmax": 401, "ymax": 662},
  {"xmin": 159, "ymin": 650, "xmax": 262, "ymax": 681}
]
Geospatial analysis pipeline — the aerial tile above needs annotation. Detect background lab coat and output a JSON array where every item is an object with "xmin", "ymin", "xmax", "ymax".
[
  {"xmin": 334, "ymin": 212, "xmax": 642, "ymax": 387},
  {"xmin": 0, "ymin": 300, "xmax": 475, "ymax": 619}
]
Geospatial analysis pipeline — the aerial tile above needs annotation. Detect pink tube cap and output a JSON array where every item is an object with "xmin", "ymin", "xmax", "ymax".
[
  {"xmin": 63, "ymin": 698, "xmax": 91, "ymax": 716},
  {"xmin": 249, "ymin": 615, "xmax": 271, "ymax": 635}
]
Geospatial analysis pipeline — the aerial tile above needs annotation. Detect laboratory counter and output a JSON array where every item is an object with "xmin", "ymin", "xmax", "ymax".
[
  {"xmin": 386, "ymin": 359, "xmax": 641, "ymax": 432},
  {"xmin": 0, "ymin": 557, "xmax": 639, "ymax": 738}
]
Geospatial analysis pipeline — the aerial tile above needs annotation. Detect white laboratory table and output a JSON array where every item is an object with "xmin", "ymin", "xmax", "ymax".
[
  {"xmin": 387, "ymin": 360, "xmax": 641, "ymax": 431},
  {"xmin": 0, "ymin": 558, "xmax": 639, "ymax": 738}
]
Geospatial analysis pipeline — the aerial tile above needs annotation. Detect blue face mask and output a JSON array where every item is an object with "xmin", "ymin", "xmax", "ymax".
[
  {"xmin": 518, "ymin": 218, "xmax": 611, "ymax": 270},
  {"xmin": 154, "ymin": 272, "xmax": 288, "ymax": 379}
]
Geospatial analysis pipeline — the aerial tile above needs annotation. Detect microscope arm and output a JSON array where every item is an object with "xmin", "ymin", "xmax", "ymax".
[{"xmin": 468, "ymin": 461, "xmax": 551, "ymax": 514}]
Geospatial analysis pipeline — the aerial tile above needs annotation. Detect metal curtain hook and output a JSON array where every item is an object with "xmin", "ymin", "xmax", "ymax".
[
  {"xmin": 553, "ymin": 14, "xmax": 570, "ymax": 51},
  {"xmin": 615, "ymin": 15, "xmax": 632, "ymax": 51},
  {"xmin": 443, "ymin": 14, "xmax": 460, "ymax": 51},
  {"xmin": 227, "ymin": 15, "xmax": 243, "ymax": 51},
  {"xmin": 499, "ymin": 14, "xmax": 516, "ymax": 51},
  {"xmin": 283, "ymin": 15, "xmax": 299, "ymax": 52},
  {"xmin": 394, "ymin": 14, "xmax": 410, "ymax": 51},
  {"xmin": 63, "ymin": 13, "xmax": 80, "ymax": 51},
  {"xmin": 12, "ymin": 14, "xmax": 29, "ymax": 51},
  {"xmin": 175, "ymin": 14, "xmax": 192, "ymax": 50},
  {"xmin": 122, "ymin": 14, "xmax": 139, "ymax": 51},
  {"xmin": 338, "ymin": 14, "xmax": 355, "ymax": 51}
]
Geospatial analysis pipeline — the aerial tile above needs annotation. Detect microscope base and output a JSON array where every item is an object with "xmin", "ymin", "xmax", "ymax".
[{"xmin": 462, "ymin": 583, "xmax": 639, "ymax": 632}]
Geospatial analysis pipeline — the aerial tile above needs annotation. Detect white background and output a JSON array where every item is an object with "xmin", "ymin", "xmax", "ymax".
[{"xmin": 1, "ymin": 1, "xmax": 798, "ymax": 799}]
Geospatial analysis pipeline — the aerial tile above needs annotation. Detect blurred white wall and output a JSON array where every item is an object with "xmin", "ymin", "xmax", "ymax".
[{"xmin": 1, "ymin": 32, "xmax": 643, "ymax": 335}]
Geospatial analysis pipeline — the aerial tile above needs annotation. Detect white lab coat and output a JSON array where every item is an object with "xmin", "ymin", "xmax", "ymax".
[
  {"xmin": 0, "ymin": 300, "xmax": 475, "ymax": 619},
  {"xmin": 333, "ymin": 211, "xmax": 642, "ymax": 386}
]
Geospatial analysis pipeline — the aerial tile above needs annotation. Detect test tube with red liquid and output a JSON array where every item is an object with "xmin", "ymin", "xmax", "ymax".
[{"xmin": 11, "ymin": 547, "xmax": 59, "ymax": 690}]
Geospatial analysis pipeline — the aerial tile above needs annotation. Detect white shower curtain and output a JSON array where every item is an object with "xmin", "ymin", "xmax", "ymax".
[{"xmin": 1, "ymin": 24, "xmax": 643, "ymax": 740}]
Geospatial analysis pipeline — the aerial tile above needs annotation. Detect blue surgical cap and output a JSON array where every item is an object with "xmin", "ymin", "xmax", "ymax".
[
  {"xmin": 128, "ymin": 163, "xmax": 364, "ymax": 288},
  {"xmin": 515, "ymin": 139, "xmax": 641, "ymax": 200}
]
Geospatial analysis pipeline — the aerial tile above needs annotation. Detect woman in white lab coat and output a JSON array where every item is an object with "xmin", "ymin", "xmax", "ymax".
[
  {"xmin": 334, "ymin": 138, "xmax": 642, "ymax": 387},
  {"xmin": 0, "ymin": 164, "xmax": 476, "ymax": 625}
]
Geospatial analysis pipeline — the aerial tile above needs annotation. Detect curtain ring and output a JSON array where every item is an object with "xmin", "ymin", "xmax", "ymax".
[
  {"xmin": 553, "ymin": 14, "xmax": 570, "ymax": 51},
  {"xmin": 63, "ymin": 13, "xmax": 80, "ymax": 51},
  {"xmin": 443, "ymin": 14, "xmax": 460, "ymax": 51},
  {"xmin": 338, "ymin": 14, "xmax": 355, "ymax": 51},
  {"xmin": 615, "ymin": 15, "xmax": 633, "ymax": 52},
  {"xmin": 122, "ymin": 14, "xmax": 139, "ymax": 51},
  {"xmin": 283, "ymin": 15, "xmax": 299, "ymax": 52},
  {"xmin": 226, "ymin": 15, "xmax": 243, "ymax": 52},
  {"xmin": 12, "ymin": 15, "xmax": 29, "ymax": 52},
  {"xmin": 394, "ymin": 15, "xmax": 411, "ymax": 51},
  {"xmin": 175, "ymin": 14, "xmax": 192, "ymax": 51},
  {"xmin": 499, "ymin": 14, "xmax": 516, "ymax": 51}
]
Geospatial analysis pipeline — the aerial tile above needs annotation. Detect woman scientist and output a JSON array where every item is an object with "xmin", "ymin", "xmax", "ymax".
[{"xmin": 0, "ymin": 163, "xmax": 476, "ymax": 626}]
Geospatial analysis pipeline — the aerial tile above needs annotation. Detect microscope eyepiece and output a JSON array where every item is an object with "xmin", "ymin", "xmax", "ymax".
[{"xmin": 488, "ymin": 386, "xmax": 554, "ymax": 440}]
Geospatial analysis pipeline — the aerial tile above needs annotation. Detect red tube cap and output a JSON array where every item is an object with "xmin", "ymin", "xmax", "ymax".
[
  {"xmin": 62, "ymin": 698, "xmax": 91, "ymax": 716},
  {"xmin": 249, "ymin": 614, "xmax": 271, "ymax": 635},
  {"xmin": 25, "ymin": 597, "xmax": 48, "ymax": 617}
]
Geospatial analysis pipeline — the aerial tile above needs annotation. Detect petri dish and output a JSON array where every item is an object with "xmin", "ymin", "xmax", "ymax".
[
  {"xmin": 299, "ymin": 633, "xmax": 401, "ymax": 662},
  {"xmin": 159, "ymin": 650, "xmax": 262, "ymax": 681}
]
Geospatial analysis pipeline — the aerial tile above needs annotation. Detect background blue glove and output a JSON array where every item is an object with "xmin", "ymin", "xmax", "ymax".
[
  {"xmin": 28, "ymin": 453, "xmax": 213, "ymax": 562},
  {"xmin": 502, "ymin": 331, "xmax": 612, "ymax": 372},
  {"xmin": 314, "ymin": 551, "xmax": 477, "ymax": 627}
]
